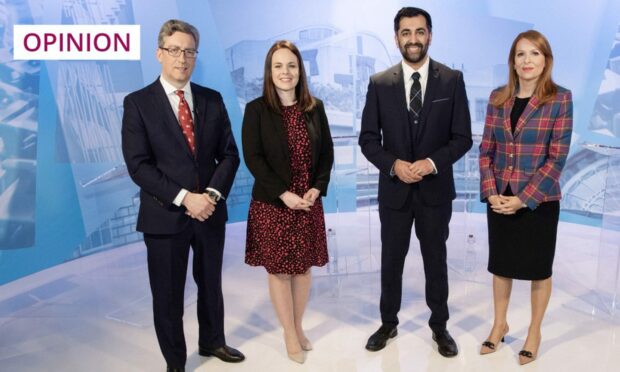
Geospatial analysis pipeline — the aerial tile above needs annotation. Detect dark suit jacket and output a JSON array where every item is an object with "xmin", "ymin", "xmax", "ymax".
[
  {"xmin": 479, "ymin": 87, "xmax": 573, "ymax": 209},
  {"xmin": 359, "ymin": 60, "xmax": 472, "ymax": 209},
  {"xmin": 242, "ymin": 97, "xmax": 334, "ymax": 208},
  {"xmin": 121, "ymin": 79, "xmax": 240, "ymax": 234}
]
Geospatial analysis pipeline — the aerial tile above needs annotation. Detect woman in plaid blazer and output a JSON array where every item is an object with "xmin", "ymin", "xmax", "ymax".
[{"xmin": 478, "ymin": 30, "xmax": 573, "ymax": 365}]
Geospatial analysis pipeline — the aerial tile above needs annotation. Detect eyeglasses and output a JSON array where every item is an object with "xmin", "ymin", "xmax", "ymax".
[{"xmin": 159, "ymin": 47, "xmax": 198, "ymax": 58}]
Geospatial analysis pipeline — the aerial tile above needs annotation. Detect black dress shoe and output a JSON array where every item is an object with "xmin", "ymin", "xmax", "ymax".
[
  {"xmin": 166, "ymin": 367, "xmax": 184, "ymax": 372},
  {"xmin": 198, "ymin": 345, "xmax": 245, "ymax": 363},
  {"xmin": 432, "ymin": 329, "xmax": 458, "ymax": 357},
  {"xmin": 365, "ymin": 325, "xmax": 397, "ymax": 351}
]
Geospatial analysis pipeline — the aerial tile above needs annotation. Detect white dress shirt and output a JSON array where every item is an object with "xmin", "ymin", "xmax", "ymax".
[
  {"xmin": 390, "ymin": 57, "xmax": 437, "ymax": 176},
  {"xmin": 402, "ymin": 57, "xmax": 430, "ymax": 107},
  {"xmin": 160, "ymin": 76, "xmax": 195, "ymax": 121},
  {"xmin": 159, "ymin": 77, "xmax": 222, "ymax": 206}
]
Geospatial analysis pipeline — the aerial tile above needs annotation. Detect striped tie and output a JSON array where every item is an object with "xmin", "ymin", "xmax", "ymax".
[{"xmin": 409, "ymin": 72, "xmax": 422, "ymax": 120}]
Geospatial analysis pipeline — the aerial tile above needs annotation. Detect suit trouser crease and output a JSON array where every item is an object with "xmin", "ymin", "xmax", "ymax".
[
  {"xmin": 145, "ymin": 222, "xmax": 226, "ymax": 367},
  {"xmin": 379, "ymin": 186, "xmax": 451, "ymax": 332}
]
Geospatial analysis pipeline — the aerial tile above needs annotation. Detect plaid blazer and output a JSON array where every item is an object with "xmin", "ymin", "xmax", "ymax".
[{"xmin": 479, "ymin": 86, "xmax": 573, "ymax": 210}]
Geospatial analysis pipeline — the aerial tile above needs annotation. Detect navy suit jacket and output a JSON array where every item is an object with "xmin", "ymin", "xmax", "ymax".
[
  {"xmin": 359, "ymin": 60, "xmax": 472, "ymax": 209},
  {"xmin": 121, "ymin": 79, "xmax": 240, "ymax": 234}
]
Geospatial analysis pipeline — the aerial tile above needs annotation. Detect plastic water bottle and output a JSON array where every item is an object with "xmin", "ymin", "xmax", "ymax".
[
  {"xmin": 464, "ymin": 234, "xmax": 476, "ymax": 272},
  {"xmin": 326, "ymin": 228, "xmax": 338, "ymax": 274}
]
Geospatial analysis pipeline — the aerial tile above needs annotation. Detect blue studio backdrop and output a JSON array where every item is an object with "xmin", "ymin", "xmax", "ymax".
[{"xmin": 0, "ymin": 0, "xmax": 619, "ymax": 284}]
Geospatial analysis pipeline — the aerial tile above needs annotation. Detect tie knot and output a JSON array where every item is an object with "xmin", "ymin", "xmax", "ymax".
[
  {"xmin": 411, "ymin": 72, "xmax": 421, "ymax": 81},
  {"xmin": 175, "ymin": 90, "xmax": 185, "ymax": 99}
]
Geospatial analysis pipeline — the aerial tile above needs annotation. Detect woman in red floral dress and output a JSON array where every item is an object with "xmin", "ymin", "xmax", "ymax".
[{"xmin": 242, "ymin": 40, "xmax": 334, "ymax": 364}]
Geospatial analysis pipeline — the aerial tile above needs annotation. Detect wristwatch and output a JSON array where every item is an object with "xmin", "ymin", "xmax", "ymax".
[{"xmin": 206, "ymin": 189, "xmax": 221, "ymax": 202}]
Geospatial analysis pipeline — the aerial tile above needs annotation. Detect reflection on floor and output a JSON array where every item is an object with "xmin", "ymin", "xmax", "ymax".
[{"xmin": 0, "ymin": 212, "xmax": 619, "ymax": 372}]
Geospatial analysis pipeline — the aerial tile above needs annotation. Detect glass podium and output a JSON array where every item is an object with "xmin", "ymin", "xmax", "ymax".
[
  {"xmin": 446, "ymin": 134, "xmax": 487, "ymax": 283},
  {"xmin": 567, "ymin": 143, "xmax": 620, "ymax": 320},
  {"xmin": 312, "ymin": 135, "xmax": 381, "ymax": 298},
  {"xmin": 313, "ymin": 133, "xmax": 489, "ymax": 297}
]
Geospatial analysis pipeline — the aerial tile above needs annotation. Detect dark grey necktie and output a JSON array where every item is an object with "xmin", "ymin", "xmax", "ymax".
[{"xmin": 409, "ymin": 72, "xmax": 422, "ymax": 119}]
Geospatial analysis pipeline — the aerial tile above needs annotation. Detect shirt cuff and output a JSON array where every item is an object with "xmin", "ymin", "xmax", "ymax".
[
  {"xmin": 206, "ymin": 187, "xmax": 224, "ymax": 201},
  {"xmin": 426, "ymin": 158, "xmax": 438, "ymax": 174},
  {"xmin": 390, "ymin": 161, "xmax": 396, "ymax": 177},
  {"xmin": 173, "ymin": 188, "xmax": 189, "ymax": 207}
]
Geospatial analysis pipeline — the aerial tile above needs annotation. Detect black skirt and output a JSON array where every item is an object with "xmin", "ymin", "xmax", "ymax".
[{"xmin": 486, "ymin": 192, "xmax": 560, "ymax": 280}]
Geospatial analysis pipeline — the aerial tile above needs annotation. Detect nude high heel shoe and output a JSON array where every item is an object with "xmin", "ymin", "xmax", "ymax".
[
  {"xmin": 519, "ymin": 335, "xmax": 542, "ymax": 365},
  {"xmin": 518, "ymin": 336, "xmax": 540, "ymax": 365},
  {"xmin": 518, "ymin": 349, "xmax": 537, "ymax": 365},
  {"xmin": 284, "ymin": 332, "xmax": 306, "ymax": 363},
  {"xmin": 300, "ymin": 338, "xmax": 313, "ymax": 351},
  {"xmin": 480, "ymin": 325, "xmax": 509, "ymax": 355},
  {"xmin": 287, "ymin": 351, "xmax": 306, "ymax": 364}
]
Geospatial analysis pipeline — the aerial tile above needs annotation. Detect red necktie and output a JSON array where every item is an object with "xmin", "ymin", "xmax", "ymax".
[{"xmin": 175, "ymin": 90, "xmax": 195, "ymax": 154}]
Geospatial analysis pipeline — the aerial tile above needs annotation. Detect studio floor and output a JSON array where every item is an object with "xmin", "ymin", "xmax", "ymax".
[{"xmin": 1, "ymin": 212, "xmax": 619, "ymax": 372}]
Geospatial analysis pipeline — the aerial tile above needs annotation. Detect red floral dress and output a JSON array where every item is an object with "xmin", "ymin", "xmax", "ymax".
[{"xmin": 245, "ymin": 105, "xmax": 328, "ymax": 274}]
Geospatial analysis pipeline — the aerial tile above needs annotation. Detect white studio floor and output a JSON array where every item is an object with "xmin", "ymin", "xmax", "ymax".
[{"xmin": 1, "ymin": 211, "xmax": 619, "ymax": 372}]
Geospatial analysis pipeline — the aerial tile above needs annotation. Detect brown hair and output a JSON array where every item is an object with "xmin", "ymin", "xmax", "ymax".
[
  {"xmin": 262, "ymin": 40, "xmax": 315, "ymax": 113},
  {"xmin": 491, "ymin": 30, "xmax": 557, "ymax": 107},
  {"xmin": 158, "ymin": 19, "xmax": 200, "ymax": 49}
]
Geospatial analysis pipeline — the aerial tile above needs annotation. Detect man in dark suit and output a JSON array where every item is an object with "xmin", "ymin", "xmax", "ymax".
[
  {"xmin": 359, "ymin": 7, "xmax": 472, "ymax": 357},
  {"xmin": 121, "ymin": 19, "xmax": 243, "ymax": 371}
]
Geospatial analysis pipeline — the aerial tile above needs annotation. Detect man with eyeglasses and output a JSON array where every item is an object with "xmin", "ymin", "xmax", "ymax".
[{"xmin": 121, "ymin": 19, "xmax": 243, "ymax": 372}]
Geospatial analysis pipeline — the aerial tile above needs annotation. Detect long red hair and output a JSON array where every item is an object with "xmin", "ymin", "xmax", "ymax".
[{"xmin": 491, "ymin": 30, "xmax": 557, "ymax": 107}]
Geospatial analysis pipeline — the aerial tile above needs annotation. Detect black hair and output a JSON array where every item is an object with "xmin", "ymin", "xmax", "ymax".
[{"xmin": 393, "ymin": 7, "xmax": 432, "ymax": 34}]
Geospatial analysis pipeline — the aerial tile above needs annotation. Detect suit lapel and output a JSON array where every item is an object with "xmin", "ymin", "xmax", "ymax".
[
  {"xmin": 502, "ymin": 97, "xmax": 515, "ymax": 141},
  {"xmin": 392, "ymin": 64, "xmax": 408, "ymax": 112},
  {"xmin": 391, "ymin": 65, "xmax": 412, "ymax": 146},
  {"xmin": 269, "ymin": 108, "xmax": 291, "ymax": 163},
  {"xmin": 501, "ymin": 95, "xmax": 541, "ymax": 139},
  {"xmin": 304, "ymin": 109, "xmax": 323, "ymax": 169},
  {"xmin": 304, "ymin": 110, "xmax": 317, "ymax": 145},
  {"xmin": 420, "ymin": 59, "xmax": 439, "ymax": 120},
  {"xmin": 392, "ymin": 64, "xmax": 408, "ymax": 109},
  {"xmin": 151, "ymin": 80, "xmax": 194, "ymax": 160},
  {"xmin": 191, "ymin": 83, "xmax": 208, "ymax": 155},
  {"xmin": 514, "ymin": 95, "xmax": 540, "ymax": 137}
]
